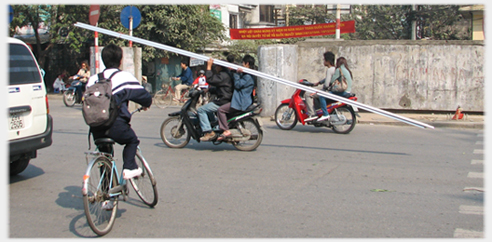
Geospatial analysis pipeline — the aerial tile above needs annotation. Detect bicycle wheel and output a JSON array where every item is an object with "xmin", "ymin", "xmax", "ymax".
[
  {"xmin": 130, "ymin": 148, "xmax": 158, "ymax": 207},
  {"xmin": 82, "ymin": 156, "xmax": 118, "ymax": 236},
  {"xmin": 154, "ymin": 89, "xmax": 173, "ymax": 108}
]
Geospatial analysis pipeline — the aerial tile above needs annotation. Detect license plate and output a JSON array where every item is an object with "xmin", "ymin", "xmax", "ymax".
[{"xmin": 9, "ymin": 114, "xmax": 25, "ymax": 130}]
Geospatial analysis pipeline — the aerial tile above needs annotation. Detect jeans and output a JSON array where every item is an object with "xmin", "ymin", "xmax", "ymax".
[
  {"xmin": 197, "ymin": 102, "xmax": 220, "ymax": 132},
  {"xmin": 319, "ymin": 91, "xmax": 348, "ymax": 116}
]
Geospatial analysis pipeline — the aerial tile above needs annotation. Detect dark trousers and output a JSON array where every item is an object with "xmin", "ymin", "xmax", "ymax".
[
  {"xmin": 217, "ymin": 102, "xmax": 239, "ymax": 131},
  {"xmin": 92, "ymin": 119, "xmax": 140, "ymax": 170}
]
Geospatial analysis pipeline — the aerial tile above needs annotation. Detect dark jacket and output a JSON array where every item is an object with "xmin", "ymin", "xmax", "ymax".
[
  {"xmin": 206, "ymin": 69, "xmax": 233, "ymax": 106},
  {"xmin": 177, "ymin": 67, "xmax": 193, "ymax": 86}
]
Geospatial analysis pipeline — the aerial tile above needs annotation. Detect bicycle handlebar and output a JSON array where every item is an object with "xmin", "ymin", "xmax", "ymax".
[{"xmin": 131, "ymin": 107, "xmax": 145, "ymax": 115}]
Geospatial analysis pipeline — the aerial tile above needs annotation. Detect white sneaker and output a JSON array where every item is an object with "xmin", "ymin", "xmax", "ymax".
[
  {"xmin": 101, "ymin": 200, "xmax": 114, "ymax": 210},
  {"xmin": 317, "ymin": 115, "xmax": 330, "ymax": 122},
  {"xmin": 305, "ymin": 115, "xmax": 318, "ymax": 122},
  {"xmin": 123, "ymin": 167, "xmax": 143, "ymax": 180}
]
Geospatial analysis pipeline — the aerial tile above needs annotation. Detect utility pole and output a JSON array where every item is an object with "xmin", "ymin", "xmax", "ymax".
[
  {"xmin": 411, "ymin": 5, "xmax": 417, "ymax": 40},
  {"xmin": 336, "ymin": 4, "xmax": 341, "ymax": 39}
]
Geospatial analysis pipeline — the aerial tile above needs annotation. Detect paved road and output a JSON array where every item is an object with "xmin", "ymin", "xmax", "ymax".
[{"xmin": 8, "ymin": 98, "xmax": 484, "ymax": 238}]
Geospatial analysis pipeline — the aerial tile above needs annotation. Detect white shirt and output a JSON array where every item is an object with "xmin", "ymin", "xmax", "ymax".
[
  {"xmin": 87, "ymin": 68, "xmax": 143, "ymax": 94},
  {"xmin": 324, "ymin": 66, "xmax": 336, "ymax": 90}
]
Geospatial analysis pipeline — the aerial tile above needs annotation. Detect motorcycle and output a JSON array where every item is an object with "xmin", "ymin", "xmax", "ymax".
[
  {"xmin": 63, "ymin": 75, "xmax": 85, "ymax": 107},
  {"xmin": 274, "ymin": 79, "xmax": 358, "ymax": 134},
  {"xmin": 160, "ymin": 85, "xmax": 264, "ymax": 151}
]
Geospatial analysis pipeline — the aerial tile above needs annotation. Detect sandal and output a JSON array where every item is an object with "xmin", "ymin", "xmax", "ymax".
[
  {"xmin": 217, "ymin": 131, "xmax": 232, "ymax": 142},
  {"xmin": 217, "ymin": 134, "xmax": 227, "ymax": 141}
]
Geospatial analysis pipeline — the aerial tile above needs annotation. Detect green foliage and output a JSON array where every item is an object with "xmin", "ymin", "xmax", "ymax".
[
  {"xmin": 97, "ymin": 5, "xmax": 226, "ymax": 62},
  {"xmin": 347, "ymin": 5, "xmax": 469, "ymax": 40}
]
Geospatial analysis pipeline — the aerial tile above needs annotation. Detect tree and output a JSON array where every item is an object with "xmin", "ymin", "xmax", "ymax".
[
  {"xmin": 97, "ymin": 5, "xmax": 226, "ymax": 62},
  {"xmin": 347, "ymin": 5, "xmax": 469, "ymax": 40}
]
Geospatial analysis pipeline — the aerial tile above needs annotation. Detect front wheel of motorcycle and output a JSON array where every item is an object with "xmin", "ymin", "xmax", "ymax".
[
  {"xmin": 63, "ymin": 90, "xmax": 76, "ymax": 107},
  {"xmin": 160, "ymin": 116, "xmax": 190, "ymax": 148},
  {"xmin": 233, "ymin": 118, "xmax": 263, "ymax": 151},
  {"xmin": 274, "ymin": 103, "xmax": 298, "ymax": 130},
  {"xmin": 331, "ymin": 106, "xmax": 356, "ymax": 134}
]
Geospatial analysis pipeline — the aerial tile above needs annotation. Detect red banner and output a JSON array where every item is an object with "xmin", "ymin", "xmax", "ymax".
[{"xmin": 230, "ymin": 20, "xmax": 355, "ymax": 40}]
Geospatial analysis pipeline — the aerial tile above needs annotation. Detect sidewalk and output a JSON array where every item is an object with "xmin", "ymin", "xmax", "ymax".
[
  {"xmin": 47, "ymin": 94, "xmax": 484, "ymax": 129},
  {"xmin": 356, "ymin": 110, "xmax": 484, "ymax": 129}
]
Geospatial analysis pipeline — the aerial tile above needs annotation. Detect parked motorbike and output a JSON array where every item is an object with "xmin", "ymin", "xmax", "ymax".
[
  {"xmin": 63, "ymin": 75, "xmax": 84, "ymax": 107},
  {"xmin": 274, "ymin": 79, "xmax": 358, "ymax": 134},
  {"xmin": 160, "ymin": 85, "xmax": 264, "ymax": 151}
]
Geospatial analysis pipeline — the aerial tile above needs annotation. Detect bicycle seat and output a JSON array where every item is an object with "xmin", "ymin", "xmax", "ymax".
[{"xmin": 95, "ymin": 138, "xmax": 116, "ymax": 146}]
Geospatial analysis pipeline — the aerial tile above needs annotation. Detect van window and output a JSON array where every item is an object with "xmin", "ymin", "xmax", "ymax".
[{"xmin": 9, "ymin": 43, "xmax": 42, "ymax": 85}]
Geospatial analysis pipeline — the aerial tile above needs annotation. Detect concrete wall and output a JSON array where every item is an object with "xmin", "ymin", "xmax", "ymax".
[{"xmin": 258, "ymin": 40, "xmax": 484, "ymax": 116}]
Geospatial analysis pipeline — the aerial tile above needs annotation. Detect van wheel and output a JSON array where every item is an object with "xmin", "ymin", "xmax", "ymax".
[{"xmin": 10, "ymin": 158, "xmax": 30, "ymax": 175}]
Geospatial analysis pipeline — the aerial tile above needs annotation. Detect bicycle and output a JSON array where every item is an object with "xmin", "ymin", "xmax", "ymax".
[
  {"xmin": 82, "ymin": 108, "xmax": 158, "ymax": 236},
  {"xmin": 153, "ymin": 78, "xmax": 190, "ymax": 108}
]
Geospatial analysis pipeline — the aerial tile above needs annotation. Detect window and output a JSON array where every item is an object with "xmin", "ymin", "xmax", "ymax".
[
  {"xmin": 260, "ymin": 5, "xmax": 274, "ymax": 23},
  {"xmin": 230, "ymin": 14, "xmax": 238, "ymax": 29},
  {"xmin": 9, "ymin": 44, "xmax": 42, "ymax": 85}
]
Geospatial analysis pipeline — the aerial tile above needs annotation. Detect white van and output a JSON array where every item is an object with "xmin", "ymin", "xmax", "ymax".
[{"xmin": 8, "ymin": 37, "xmax": 53, "ymax": 175}]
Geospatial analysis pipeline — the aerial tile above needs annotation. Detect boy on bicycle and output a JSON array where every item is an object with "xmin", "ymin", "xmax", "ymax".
[{"xmin": 86, "ymin": 44, "xmax": 152, "ymax": 180}]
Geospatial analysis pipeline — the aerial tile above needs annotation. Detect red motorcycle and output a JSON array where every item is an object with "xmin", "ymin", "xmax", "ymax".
[{"xmin": 274, "ymin": 79, "xmax": 358, "ymax": 134}]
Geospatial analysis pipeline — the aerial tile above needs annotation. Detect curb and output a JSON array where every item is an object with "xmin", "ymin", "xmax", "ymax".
[
  {"xmin": 48, "ymin": 94, "xmax": 483, "ymax": 129},
  {"xmin": 357, "ymin": 119, "xmax": 483, "ymax": 129}
]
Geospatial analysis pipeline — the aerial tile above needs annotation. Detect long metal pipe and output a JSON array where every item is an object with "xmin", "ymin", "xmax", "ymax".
[{"xmin": 74, "ymin": 22, "xmax": 434, "ymax": 129}]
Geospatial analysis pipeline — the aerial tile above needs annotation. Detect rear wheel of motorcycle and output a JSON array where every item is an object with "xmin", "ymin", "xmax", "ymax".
[
  {"xmin": 274, "ymin": 103, "xmax": 298, "ymax": 130},
  {"xmin": 233, "ymin": 118, "xmax": 263, "ymax": 151},
  {"xmin": 331, "ymin": 106, "xmax": 356, "ymax": 134},
  {"xmin": 160, "ymin": 116, "xmax": 190, "ymax": 148},
  {"xmin": 63, "ymin": 90, "xmax": 76, "ymax": 107}
]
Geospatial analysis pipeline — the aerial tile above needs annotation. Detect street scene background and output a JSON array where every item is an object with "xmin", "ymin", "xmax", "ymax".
[{"xmin": 9, "ymin": 98, "xmax": 484, "ymax": 238}]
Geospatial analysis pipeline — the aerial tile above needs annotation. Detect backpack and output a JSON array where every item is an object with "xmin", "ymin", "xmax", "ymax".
[{"xmin": 82, "ymin": 70, "xmax": 121, "ymax": 131}]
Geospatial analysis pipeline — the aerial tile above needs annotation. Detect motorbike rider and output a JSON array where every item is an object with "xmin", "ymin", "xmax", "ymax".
[
  {"xmin": 216, "ymin": 54, "xmax": 256, "ymax": 141},
  {"xmin": 316, "ymin": 56, "xmax": 353, "ymax": 122},
  {"xmin": 197, "ymin": 58, "xmax": 233, "ymax": 141},
  {"xmin": 70, "ymin": 60, "xmax": 90, "ymax": 101},
  {"xmin": 304, "ymin": 51, "xmax": 336, "ymax": 122}
]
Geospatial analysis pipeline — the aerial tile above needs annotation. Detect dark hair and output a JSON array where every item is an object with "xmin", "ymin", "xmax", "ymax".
[
  {"xmin": 81, "ymin": 60, "xmax": 90, "ymax": 70},
  {"xmin": 242, "ymin": 54, "xmax": 255, "ymax": 68},
  {"xmin": 323, "ymin": 51, "xmax": 335, "ymax": 66},
  {"xmin": 101, "ymin": 44, "xmax": 122, "ymax": 69},
  {"xmin": 227, "ymin": 54, "xmax": 235, "ymax": 63},
  {"xmin": 336, "ymin": 57, "xmax": 353, "ymax": 79},
  {"xmin": 180, "ymin": 60, "xmax": 188, "ymax": 66}
]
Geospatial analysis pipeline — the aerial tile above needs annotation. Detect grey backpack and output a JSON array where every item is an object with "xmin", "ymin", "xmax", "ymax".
[{"xmin": 82, "ymin": 70, "xmax": 121, "ymax": 131}]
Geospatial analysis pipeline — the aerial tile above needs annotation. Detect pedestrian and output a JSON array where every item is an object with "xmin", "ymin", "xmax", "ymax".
[{"xmin": 142, "ymin": 75, "xmax": 152, "ymax": 94}]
